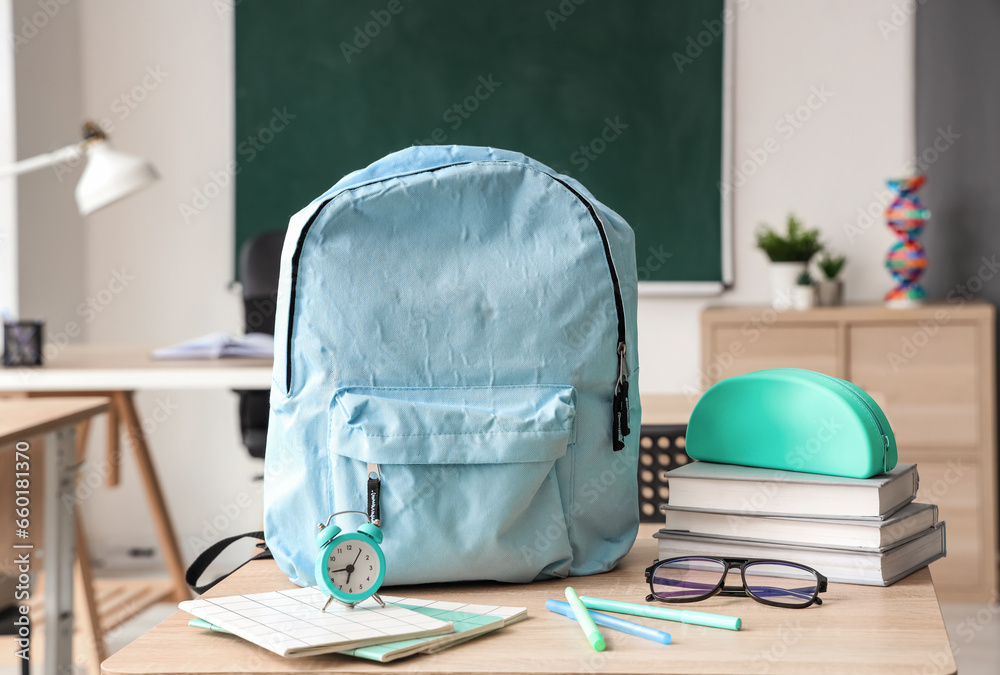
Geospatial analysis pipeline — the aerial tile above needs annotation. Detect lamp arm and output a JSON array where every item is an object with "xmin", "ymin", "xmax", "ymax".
[{"xmin": 0, "ymin": 143, "xmax": 84, "ymax": 179}]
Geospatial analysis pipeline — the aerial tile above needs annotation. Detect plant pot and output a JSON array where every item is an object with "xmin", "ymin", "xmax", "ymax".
[
  {"xmin": 768, "ymin": 262, "xmax": 807, "ymax": 309},
  {"xmin": 817, "ymin": 279, "xmax": 843, "ymax": 306},
  {"xmin": 792, "ymin": 285, "xmax": 815, "ymax": 311}
]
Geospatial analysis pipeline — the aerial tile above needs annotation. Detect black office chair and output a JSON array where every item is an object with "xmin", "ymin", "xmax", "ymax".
[
  {"xmin": 0, "ymin": 602, "xmax": 29, "ymax": 675},
  {"xmin": 235, "ymin": 230, "xmax": 285, "ymax": 459}
]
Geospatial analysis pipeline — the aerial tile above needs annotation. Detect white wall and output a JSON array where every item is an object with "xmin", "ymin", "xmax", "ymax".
[
  {"xmin": 12, "ymin": 0, "xmax": 914, "ymax": 567},
  {"xmin": 14, "ymin": 0, "xmax": 85, "ymax": 330},
  {"xmin": 73, "ymin": 0, "xmax": 260, "ymax": 568}
]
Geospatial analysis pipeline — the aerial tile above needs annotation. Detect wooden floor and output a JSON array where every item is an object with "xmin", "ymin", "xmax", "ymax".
[
  {"xmin": 939, "ymin": 602, "xmax": 1000, "ymax": 675},
  {"xmin": 0, "ymin": 575, "xmax": 173, "ymax": 673}
]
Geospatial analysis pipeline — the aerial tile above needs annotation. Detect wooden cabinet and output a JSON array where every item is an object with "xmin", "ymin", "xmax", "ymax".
[
  {"xmin": 699, "ymin": 303, "xmax": 997, "ymax": 601},
  {"xmin": 849, "ymin": 324, "xmax": 981, "ymax": 448},
  {"xmin": 915, "ymin": 458, "xmax": 987, "ymax": 597},
  {"xmin": 709, "ymin": 324, "xmax": 841, "ymax": 377}
]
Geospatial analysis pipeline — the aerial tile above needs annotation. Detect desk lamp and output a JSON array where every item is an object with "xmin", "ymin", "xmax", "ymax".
[{"xmin": 0, "ymin": 120, "xmax": 158, "ymax": 214}]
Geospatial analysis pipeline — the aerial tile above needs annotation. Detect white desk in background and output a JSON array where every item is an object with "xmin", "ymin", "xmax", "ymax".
[{"xmin": 0, "ymin": 345, "xmax": 273, "ymax": 607}]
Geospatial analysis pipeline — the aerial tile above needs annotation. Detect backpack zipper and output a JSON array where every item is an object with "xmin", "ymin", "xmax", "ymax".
[
  {"xmin": 550, "ymin": 177, "xmax": 630, "ymax": 451},
  {"xmin": 285, "ymin": 163, "xmax": 631, "ymax": 452}
]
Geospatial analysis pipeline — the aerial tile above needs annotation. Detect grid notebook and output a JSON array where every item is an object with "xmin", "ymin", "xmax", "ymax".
[
  {"xmin": 179, "ymin": 586, "xmax": 453, "ymax": 658},
  {"xmin": 342, "ymin": 596, "xmax": 528, "ymax": 662}
]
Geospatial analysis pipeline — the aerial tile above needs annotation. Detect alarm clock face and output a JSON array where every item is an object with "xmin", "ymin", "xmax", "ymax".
[{"xmin": 324, "ymin": 533, "xmax": 383, "ymax": 599}]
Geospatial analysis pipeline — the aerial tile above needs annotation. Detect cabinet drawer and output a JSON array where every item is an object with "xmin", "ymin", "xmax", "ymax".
[
  {"xmin": 912, "ymin": 458, "xmax": 992, "ymax": 596},
  {"xmin": 849, "ymin": 324, "xmax": 980, "ymax": 448},
  {"xmin": 707, "ymin": 325, "xmax": 839, "ymax": 381}
]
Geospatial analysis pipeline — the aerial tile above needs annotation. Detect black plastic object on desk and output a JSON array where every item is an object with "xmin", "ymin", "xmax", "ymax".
[
  {"xmin": 2, "ymin": 321, "xmax": 44, "ymax": 367},
  {"xmin": 637, "ymin": 424, "xmax": 689, "ymax": 522}
]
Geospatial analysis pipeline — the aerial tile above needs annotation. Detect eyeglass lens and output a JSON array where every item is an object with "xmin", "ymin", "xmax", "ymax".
[
  {"xmin": 743, "ymin": 561, "xmax": 818, "ymax": 607},
  {"xmin": 650, "ymin": 557, "xmax": 727, "ymax": 600}
]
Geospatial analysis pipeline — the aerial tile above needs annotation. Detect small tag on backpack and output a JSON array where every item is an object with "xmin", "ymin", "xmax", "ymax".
[{"xmin": 366, "ymin": 463, "xmax": 381, "ymax": 526}]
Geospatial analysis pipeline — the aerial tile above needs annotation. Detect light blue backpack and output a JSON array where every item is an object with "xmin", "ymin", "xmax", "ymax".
[{"xmin": 264, "ymin": 145, "xmax": 640, "ymax": 586}]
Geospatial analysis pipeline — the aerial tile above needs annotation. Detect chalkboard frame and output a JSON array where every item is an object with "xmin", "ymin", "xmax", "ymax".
[{"xmin": 640, "ymin": 0, "xmax": 734, "ymax": 297}]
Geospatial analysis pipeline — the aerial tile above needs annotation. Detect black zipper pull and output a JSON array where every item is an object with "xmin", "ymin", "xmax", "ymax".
[
  {"xmin": 612, "ymin": 341, "xmax": 630, "ymax": 451},
  {"xmin": 366, "ymin": 463, "xmax": 381, "ymax": 526}
]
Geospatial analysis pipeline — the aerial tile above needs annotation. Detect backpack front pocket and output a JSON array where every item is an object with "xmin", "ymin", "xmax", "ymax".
[{"xmin": 328, "ymin": 384, "xmax": 576, "ymax": 584}]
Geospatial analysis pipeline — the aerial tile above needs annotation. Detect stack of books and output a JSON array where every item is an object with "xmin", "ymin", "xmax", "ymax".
[{"xmin": 655, "ymin": 462, "xmax": 946, "ymax": 586}]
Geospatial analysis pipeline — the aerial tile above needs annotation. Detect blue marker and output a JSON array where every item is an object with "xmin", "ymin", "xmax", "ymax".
[{"xmin": 546, "ymin": 599, "xmax": 671, "ymax": 645}]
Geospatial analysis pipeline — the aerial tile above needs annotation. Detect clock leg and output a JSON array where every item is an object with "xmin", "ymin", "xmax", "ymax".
[
  {"xmin": 372, "ymin": 593, "xmax": 386, "ymax": 608},
  {"xmin": 321, "ymin": 596, "xmax": 334, "ymax": 613}
]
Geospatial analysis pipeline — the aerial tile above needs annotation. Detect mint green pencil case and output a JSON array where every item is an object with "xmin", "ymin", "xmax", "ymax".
[{"xmin": 686, "ymin": 369, "xmax": 897, "ymax": 479}]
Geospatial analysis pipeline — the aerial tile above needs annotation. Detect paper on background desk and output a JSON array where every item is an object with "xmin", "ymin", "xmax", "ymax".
[
  {"xmin": 152, "ymin": 332, "xmax": 273, "ymax": 359},
  {"xmin": 179, "ymin": 586, "xmax": 453, "ymax": 658}
]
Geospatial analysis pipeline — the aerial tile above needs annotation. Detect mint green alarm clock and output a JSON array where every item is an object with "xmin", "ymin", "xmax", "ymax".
[{"xmin": 315, "ymin": 511, "xmax": 386, "ymax": 611}]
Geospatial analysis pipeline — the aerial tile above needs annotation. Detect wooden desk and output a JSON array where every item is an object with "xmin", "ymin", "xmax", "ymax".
[
  {"xmin": 0, "ymin": 397, "xmax": 110, "ymax": 442},
  {"xmin": 102, "ymin": 525, "xmax": 956, "ymax": 675},
  {"xmin": 0, "ymin": 397, "xmax": 110, "ymax": 675},
  {"xmin": 0, "ymin": 346, "xmax": 273, "ymax": 605}
]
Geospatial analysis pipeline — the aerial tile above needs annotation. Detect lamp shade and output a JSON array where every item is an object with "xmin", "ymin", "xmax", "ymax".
[{"xmin": 74, "ymin": 140, "xmax": 158, "ymax": 216}]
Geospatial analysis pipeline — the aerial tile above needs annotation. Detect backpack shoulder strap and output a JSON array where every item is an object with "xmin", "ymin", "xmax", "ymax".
[{"xmin": 185, "ymin": 531, "xmax": 272, "ymax": 595}]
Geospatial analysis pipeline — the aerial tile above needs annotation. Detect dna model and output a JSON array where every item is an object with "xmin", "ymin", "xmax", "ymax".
[{"xmin": 885, "ymin": 176, "xmax": 929, "ymax": 308}]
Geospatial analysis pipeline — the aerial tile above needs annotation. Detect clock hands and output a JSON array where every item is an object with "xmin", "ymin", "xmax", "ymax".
[{"xmin": 342, "ymin": 548, "xmax": 365, "ymax": 585}]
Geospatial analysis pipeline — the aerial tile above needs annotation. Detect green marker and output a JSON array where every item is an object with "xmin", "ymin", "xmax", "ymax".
[
  {"xmin": 580, "ymin": 596, "xmax": 742, "ymax": 631},
  {"xmin": 565, "ymin": 587, "xmax": 605, "ymax": 651},
  {"xmin": 188, "ymin": 618, "xmax": 231, "ymax": 633}
]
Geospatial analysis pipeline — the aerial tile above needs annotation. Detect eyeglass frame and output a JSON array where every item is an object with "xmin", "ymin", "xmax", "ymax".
[{"xmin": 644, "ymin": 556, "xmax": 829, "ymax": 609}]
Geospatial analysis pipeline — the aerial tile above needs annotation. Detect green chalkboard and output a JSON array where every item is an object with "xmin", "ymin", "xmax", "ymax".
[{"xmin": 235, "ymin": 0, "xmax": 727, "ymax": 283}]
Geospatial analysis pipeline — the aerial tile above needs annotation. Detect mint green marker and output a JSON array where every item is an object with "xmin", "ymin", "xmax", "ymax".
[
  {"xmin": 580, "ymin": 596, "xmax": 742, "ymax": 631},
  {"xmin": 565, "ymin": 587, "xmax": 606, "ymax": 651},
  {"xmin": 189, "ymin": 618, "xmax": 231, "ymax": 633}
]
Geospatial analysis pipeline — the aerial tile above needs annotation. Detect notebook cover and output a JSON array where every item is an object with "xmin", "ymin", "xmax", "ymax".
[{"xmin": 342, "ymin": 597, "xmax": 526, "ymax": 662}]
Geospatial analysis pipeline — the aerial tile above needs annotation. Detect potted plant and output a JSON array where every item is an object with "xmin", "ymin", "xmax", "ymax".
[
  {"xmin": 756, "ymin": 214, "xmax": 823, "ymax": 308},
  {"xmin": 792, "ymin": 271, "xmax": 815, "ymax": 310},
  {"xmin": 816, "ymin": 252, "xmax": 846, "ymax": 306}
]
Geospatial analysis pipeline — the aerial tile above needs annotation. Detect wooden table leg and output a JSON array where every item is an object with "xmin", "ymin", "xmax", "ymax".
[
  {"xmin": 75, "ymin": 418, "xmax": 91, "ymax": 463},
  {"xmin": 73, "ymin": 420, "xmax": 107, "ymax": 670},
  {"xmin": 74, "ymin": 513, "xmax": 107, "ymax": 669},
  {"xmin": 106, "ymin": 401, "xmax": 120, "ymax": 488},
  {"xmin": 34, "ymin": 390, "xmax": 121, "ymax": 487},
  {"xmin": 111, "ymin": 391, "xmax": 190, "ymax": 602}
]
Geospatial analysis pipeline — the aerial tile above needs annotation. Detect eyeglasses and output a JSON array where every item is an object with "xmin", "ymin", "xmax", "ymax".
[{"xmin": 644, "ymin": 556, "xmax": 828, "ymax": 609}]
